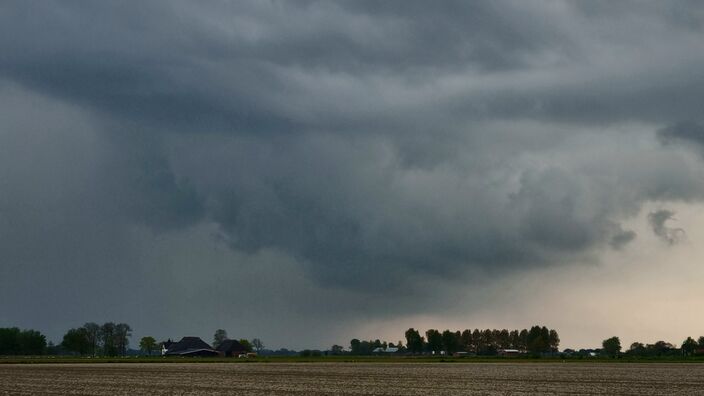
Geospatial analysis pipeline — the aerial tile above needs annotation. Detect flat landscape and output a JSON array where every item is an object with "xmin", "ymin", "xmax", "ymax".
[{"xmin": 2, "ymin": 362, "xmax": 704, "ymax": 395}]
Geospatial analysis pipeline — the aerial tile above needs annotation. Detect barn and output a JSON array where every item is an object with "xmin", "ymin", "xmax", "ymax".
[{"xmin": 163, "ymin": 336, "xmax": 219, "ymax": 357}]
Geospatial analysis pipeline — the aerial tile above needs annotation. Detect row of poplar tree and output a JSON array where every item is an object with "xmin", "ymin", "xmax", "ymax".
[
  {"xmin": 403, "ymin": 325, "xmax": 560, "ymax": 355},
  {"xmin": 348, "ymin": 325, "xmax": 560, "ymax": 356}
]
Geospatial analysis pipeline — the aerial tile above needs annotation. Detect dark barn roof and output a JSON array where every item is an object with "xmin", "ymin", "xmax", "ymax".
[
  {"xmin": 216, "ymin": 339, "xmax": 247, "ymax": 355},
  {"xmin": 165, "ymin": 336, "xmax": 216, "ymax": 356}
]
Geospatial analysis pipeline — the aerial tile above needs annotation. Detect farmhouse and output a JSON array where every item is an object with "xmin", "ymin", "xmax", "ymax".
[
  {"xmin": 161, "ymin": 339, "xmax": 174, "ymax": 355},
  {"xmin": 163, "ymin": 336, "xmax": 219, "ymax": 357},
  {"xmin": 216, "ymin": 339, "xmax": 248, "ymax": 357}
]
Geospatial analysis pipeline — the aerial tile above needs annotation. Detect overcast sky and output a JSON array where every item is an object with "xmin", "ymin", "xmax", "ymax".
[{"xmin": 2, "ymin": 1, "xmax": 704, "ymax": 350}]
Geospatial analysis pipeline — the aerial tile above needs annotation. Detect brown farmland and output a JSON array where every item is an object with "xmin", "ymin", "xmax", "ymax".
[{"xmin": 2, "ymin": 362, "xmax": 704, "ymax": 395}]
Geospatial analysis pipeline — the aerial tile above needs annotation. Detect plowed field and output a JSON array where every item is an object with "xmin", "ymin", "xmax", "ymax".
[{"xmin": 2, "ymin": 362, "xmax": 704, "ymax": 395}]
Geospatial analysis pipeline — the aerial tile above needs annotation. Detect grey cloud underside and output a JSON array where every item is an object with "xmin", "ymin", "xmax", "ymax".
[
  {"xmin": 3, "ymin": 0, "xmax": 704, "ymax": 305},
  {"xmin": 658, "ymin": 121, "xmax": 704, "ymax": 148},
  {"xmin": 4, "ymin": 1, "xmax": 704, "ymax": 133}
]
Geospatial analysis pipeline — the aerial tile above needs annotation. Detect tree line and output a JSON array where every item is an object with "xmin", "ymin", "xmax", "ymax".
[
  {"xmin": 0, "ymin": 325, "xmax": 267, "ymax": 357},
  {"xmin": 0, "ymin": 328, "xmax": 47, "ymax": 355},
  {"xmin": 346, "ymin": 325, "xmax": 560, "ymax": 356},
  {"xmin": 601, "ymin": 335, "xmax": 704, "ymax": 357},
  {"xmin": 348, "ymin": 339, "xmax": 403, "ymax": 355},
  {"xmin": 62, "ymin": 322, "xmax": 132, "ymax": 356},
  {"xmin": 406, "ymin": 326, "xmax": 559, "ymax": 355}
]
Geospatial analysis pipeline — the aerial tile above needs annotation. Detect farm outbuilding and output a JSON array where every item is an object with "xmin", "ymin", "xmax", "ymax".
[{"xmin": 216, "ymin": 339, "xmax": 248, "ymax": 357}]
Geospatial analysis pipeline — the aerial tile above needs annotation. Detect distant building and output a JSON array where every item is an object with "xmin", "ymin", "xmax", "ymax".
[
  {"xmin": 372, "ymin": 346, "xmax": 399, "ymax": 354},
  {"xmin": 497, "ymin": 349, "xmax": 522, "ymax": 357},
  {"xmin": 161, "ymin": 339, "xmax": 174, "ymax": 356},
  {"xmin": 163, "ymin": 336, "xmax": 219, "ymax": 357},
  {"xmin": 578, "ymin": 348, "xmax": 599, "ymax": 357},
  {"xmin": 216, "ymin": 339, "xmax": 248, "ymax": 357}
]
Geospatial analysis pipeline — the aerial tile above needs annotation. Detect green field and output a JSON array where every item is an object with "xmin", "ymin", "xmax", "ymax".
[{"xmin": 2, "ymin": 355, "xmax": 703, "ymax": 364}]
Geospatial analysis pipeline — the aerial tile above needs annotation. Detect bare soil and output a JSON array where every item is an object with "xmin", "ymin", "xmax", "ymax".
[{"xmin": 1, "ymin": 362, "xmax": 704, "ymax": 395}]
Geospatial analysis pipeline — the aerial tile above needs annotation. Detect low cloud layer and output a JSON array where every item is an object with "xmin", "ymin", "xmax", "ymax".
[{"xmin": 2, "ymin": 1, "xmax": 704, "ymax": 347}]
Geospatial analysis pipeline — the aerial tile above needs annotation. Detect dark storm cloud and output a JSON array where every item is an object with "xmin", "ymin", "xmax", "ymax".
[
  {"xmin": 658, "ymin": 121, "xmax": 704, "ymax": 148},
  {"xmin": 105, "ymin": 132, "xmax": 206, "ymax": 230},
  {"xmin": 4, "ymin": 0, "xmax": 702, "ymax": 136},
  {"xmin": 3, "ymin": 1, "xmax": 704, "ymax": 345}
]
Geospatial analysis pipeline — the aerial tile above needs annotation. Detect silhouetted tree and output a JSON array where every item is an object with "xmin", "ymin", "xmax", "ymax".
[
  {"xmin": 441, "ymin": 330, "xmax": 460, "ymax": 354},
  {"xmin": 17, "ymin": 329, "xmax": 47, "ymax": 355},
  {"xmin": 239, "ymin": 339, "xmax": 253, "ymax": 352},
  {"xmin": 0, "ymin": 328, "xmax": 21, "ymax": 355},
  {"xmin": 100, "ymin": 322, "xmax": 117, "ymax": 356},
  {"xmin": 425, "ymin": 329, "xmax": 442, "ymax": 354},
  {"xmin": 83, "ymin": 322, "xmax": 100, "ymax": 357},
  {"xmin": 62, "ymin": 328, "xmax": 90, "ymax": 356},
  {"xmin": 405, "ymin": 328, "xmax": 424, "ymax": 354},
  {"xmin": 139, "ymin": 336, "xmax": 157, "ymax": 356},
  {"xmin": 518, "ymin": 329, "xmax": 528, "ymax": 350},
  {"xmin": 330, "ymin": 345, "xmax": 344, "ymax": 355},
  {"xmin": 651, "ymin": 341, "xmax": 675, "ymax": 356},
  {"xmin": 509, "ymin": 330, "xmax": 520, "ymax": 349},
  {"xmin": 527, "ymin": 326, "xmax": 547, "ymax": 354},
  {"xmin": 460, "ymin": 329, "xmax": 473, "ymax": 352},
  {"xmin": 682, "ymin": 337, "xmax": 698, "ymax": 356},
  {"xmin": 628, "ymin": 342, "xmax": 645, "ymax": 356},
  {"xmin": 602, "ymin": 337, "xmax": 621, "ymax": 357},
  {"xmin": 350, "ymin": 339, "xmax": 361, "ymax": 354},
  {"xmin": 115, "ymin": 323, "xmax": 132, "ymax": 356},
  {"xmin": 498, "ymin": 329, "xmax": 510, "ymax": 349},
  {"xmin": 472, "ymin": 329, "xmax": 482, "ymax": 353},
  {"xmin": 548, "ymin": 329, "xmax": 560, "ymax": 352},
  {"xmin": 0, "ymin": 328, "xmax": 47, "ymax": 355}
]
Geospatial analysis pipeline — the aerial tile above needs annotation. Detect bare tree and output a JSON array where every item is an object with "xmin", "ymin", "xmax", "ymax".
[{"xmin": 251, "ymin": 338, "xmax": 264, "ymax": 352}]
